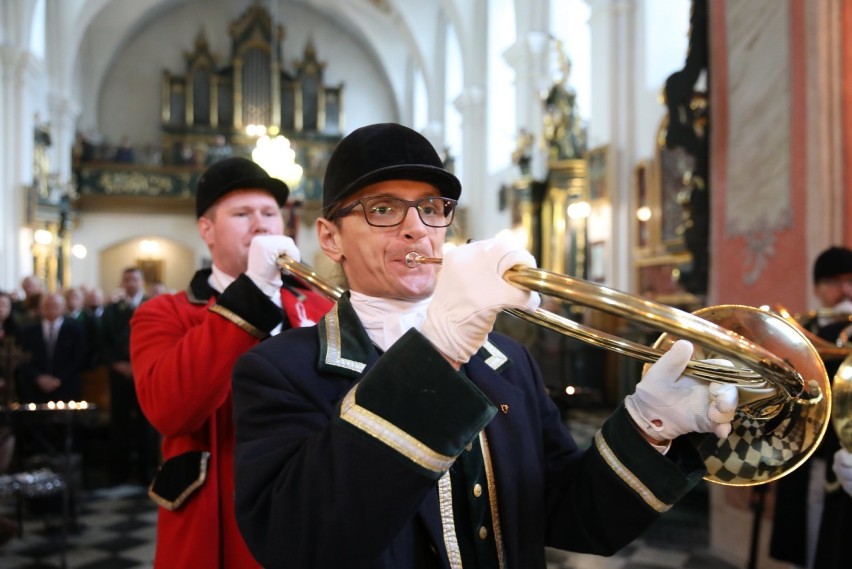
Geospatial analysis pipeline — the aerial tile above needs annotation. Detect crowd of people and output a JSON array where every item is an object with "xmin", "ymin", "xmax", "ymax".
[
  {"xmin": 0, "ymin": 273, "xmax": 172, "ymax": 493},
  {"xmin": 74, "ymin": 129, "xmax": 233, "ymax": 168}
]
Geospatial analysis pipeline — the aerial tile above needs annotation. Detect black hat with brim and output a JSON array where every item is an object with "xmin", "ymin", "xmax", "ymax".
[
  {"xmin": 322, "ymin": 123, "xmax": 461, "ymax": 213},
  {"xmin": 195, "ymin": 157, "xmax": 289, "ymax": 218},
  {"xmin": 813, "ymin": 246, "xmax": 852, "ymax": 283}
]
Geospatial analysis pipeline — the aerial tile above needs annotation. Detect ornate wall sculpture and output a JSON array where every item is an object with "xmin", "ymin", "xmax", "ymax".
[
  {"xmin": 632, "ymin": 0, "xmax": 708, "ymax": 309},
  {"xmin": 534, "ymin": 37, "xmax": 590, "ymax": 277},
  {"xmin": 542, "ymin": 39, "xmax": 587, "ymax": 163},
  {"xmin": 29, "ymin": 122, "xmax": 77, "ymax": 290},
  {"xmin": 659, "ymin": 0, "xmax": 709, "ymax": 297}
]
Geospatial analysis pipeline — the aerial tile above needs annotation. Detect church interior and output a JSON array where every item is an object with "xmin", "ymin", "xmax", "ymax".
[{"xmin": 1, "ymin": 0, "xmax": 851, "ymax": 567}]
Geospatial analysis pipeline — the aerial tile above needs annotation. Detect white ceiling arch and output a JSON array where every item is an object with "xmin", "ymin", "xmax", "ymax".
[
  {"xmin": 0, "ymin": 0, "xmax": 41, "ymax": 47},
  {"xmin": 310, "ymin": 0, "xmax": 474, "ymax": 122},
  {"xmin": 67, "ymin": 0, "xmax": 191, "ymax": 126},
  {"xmin": 54, "ymin": 0, "xmax": 478, "ymax": 137}
]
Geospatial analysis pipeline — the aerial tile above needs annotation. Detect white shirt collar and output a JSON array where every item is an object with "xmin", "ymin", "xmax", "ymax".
[
  {"xmin": 208, "ymin": 263, "xmax": 284, "ymax": 334},
  {"xmin": 208, "ymin": 264, "xmax": 236, "ymax": 294},
  {"xmin": 43, "ymin": 317, "xmax": 64, "ymax": 334},
  {"xmin": 820, "ymin": 298, "xmax": 852, "ymax": 327},
  {"xmin": 127, "ymin": 291, "xmax": 145, "ymax": 308}
]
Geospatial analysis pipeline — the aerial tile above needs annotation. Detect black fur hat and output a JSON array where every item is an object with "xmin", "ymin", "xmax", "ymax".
[
  {"xmin": 322, "ymin": 123, "xmax": 461, "ymax": 213},
  {"xmin": 195, "ymin": 157, "xmax": 288, "ymax": 218},
  {"xmin": 813, "ymin": 246, "xmax": 852, "ymax": 283}
]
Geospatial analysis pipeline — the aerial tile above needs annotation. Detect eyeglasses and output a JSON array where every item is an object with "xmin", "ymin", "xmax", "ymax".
[{"xmin": 332, "ymin": 196, "xmax": 457, "ymax": 228}]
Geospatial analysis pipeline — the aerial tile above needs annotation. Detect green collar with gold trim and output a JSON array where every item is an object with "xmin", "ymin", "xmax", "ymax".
[{"xmin": 317, "ymin": 293, "xmax": 512, "ymax": 378}]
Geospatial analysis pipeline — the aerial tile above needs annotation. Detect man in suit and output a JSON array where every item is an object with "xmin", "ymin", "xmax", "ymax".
[
  {"xmin": 83, "ymin": 287, "xmax": 106, "ymax": 369},
  {"xmin": 11, "ymin": 275, "xmax": 45, "ymax": 328},
  {"xmin": 102, "ymin": 267, "xmax": 156, "ymax": 484},
  {"xmin": 63, "ymin": 287, "xmax": 85, "ymax": 322},
  {"xmin": 231, "ymin": 123, "xmax": 739, "ymax": 568},
  {"xmin": 64, "ymin": 286, "xmax": 97, "ymax": 371},
  {"xmin": 771, "ymin": 245, "xmax": 852, "ymax": 569},
  {"xmin": 15, "ymin": 291, "xmax": 88, "ymax": 522},
  {"xmin": 17, "ymin": 292, "xmax": 87, "ymax": 405}
]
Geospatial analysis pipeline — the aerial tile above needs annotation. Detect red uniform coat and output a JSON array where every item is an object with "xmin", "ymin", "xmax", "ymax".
[{"xmin": 131, "ymin": 270, "xmax": 332, "ymax": 568}]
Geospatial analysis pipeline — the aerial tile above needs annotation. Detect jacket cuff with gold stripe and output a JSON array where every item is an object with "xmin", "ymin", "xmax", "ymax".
[
  {"xmin": 210, "ymin": 274, "xmax": 284, "ymax": 338},
  {"xmin": 338, "ymin": 329, "xmax": 498, "ymax": 479},
  {"xmin": 593, "ymin": 404, "xmax": 707, "ymax": 512}
]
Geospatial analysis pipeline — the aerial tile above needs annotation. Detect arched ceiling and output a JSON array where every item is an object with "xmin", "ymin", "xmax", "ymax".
[{"xmin": 62, "ymin": 0, "xmax": 476, "ymax": 132}]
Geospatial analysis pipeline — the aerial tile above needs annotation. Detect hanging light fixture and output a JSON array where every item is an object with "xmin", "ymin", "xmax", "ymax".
[
  {"xmin": 71, "ymin": 244, "xmax": 88, "ymax": 259},
  {"xmin": 33, "ymin": 229, "xmax": 54, "ymax": 245},
  {"xmin": 566, "ymin": 198, "xmax": 591, "ymax": 220},
  {"xmin": 636, "ymin": 205, "xmax": 652, "ymax": 222},
  {"xmin": 251, "ymin": 127, "xmax": 304, "ymax": 191}
]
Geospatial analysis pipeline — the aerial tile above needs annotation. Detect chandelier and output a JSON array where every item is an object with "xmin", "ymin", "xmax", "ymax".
[{"xmin": 249, "ymin": 125, "xmax": 304, "ymax": 192}]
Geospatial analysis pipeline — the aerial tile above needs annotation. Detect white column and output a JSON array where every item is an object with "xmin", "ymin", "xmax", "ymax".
[
  {"xmin": 49, "ymin": 92, "xmax": 80, "ymax": 182},
  {"xmin": 0, "ymin": 46, "xmax": 42, "ymax": 290},
  {"xmin": 503, "ymin": 31, "xmax": 550, "ymax": 180},
  {"xmin": 425, "ymin": 9, "xmax": 448, "ymax": 141},
  {"xmin": 454, "ymin": 87, "xmax": 489, "ymax": 239},
  {"xmin": 0, "ymin": 46, "xmax": 22, "ymax": 291},
  {"xmin": 45, "ymin": 0, "xmax": 79, "ymax": 179},
  {"xmin": 7, "ymin": 49, "xmax": 44, "ymax": 287},
  {"xmin": 402, "ymin": 56, "xmax": 415, "ymax": 127},
  {"xmin": 588, "ymin": 0, "xmax": 637, "ymax": 292},
  {"xmin": 449, "ymin": 0, "xmax": 496, "ymax": 241},
  {"xmin": 805, "ymin": 0, "xmax": 845, "ymax": 308}
]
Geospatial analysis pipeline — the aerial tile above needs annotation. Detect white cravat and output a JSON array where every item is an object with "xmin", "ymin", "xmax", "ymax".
[{"xmin": 350, "ymin": 291, "xmax": 431, "ymax": 352}]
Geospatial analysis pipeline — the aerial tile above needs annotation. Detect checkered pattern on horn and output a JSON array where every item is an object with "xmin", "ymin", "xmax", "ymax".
[{"xmin": 701, "ymin": 410, "xmax": 807, "ymax": 485}]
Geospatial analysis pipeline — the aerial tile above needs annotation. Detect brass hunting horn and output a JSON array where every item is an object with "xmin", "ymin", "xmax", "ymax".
[
  {"xmin": 766, "ymin": 304, "xmax": 852, "ymax": 360},
  {"xmin": 277, "ymin": 254, "xmax": 830, "ymax": 487},
  {"xmin": 830, "ymin": 355, "xmax": 852, "ymax": 452}
]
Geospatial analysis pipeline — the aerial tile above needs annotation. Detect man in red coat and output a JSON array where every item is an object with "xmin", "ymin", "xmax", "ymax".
[{"xmin": 130, "ymin": 157, "xmax": 333, "ymax": 568}]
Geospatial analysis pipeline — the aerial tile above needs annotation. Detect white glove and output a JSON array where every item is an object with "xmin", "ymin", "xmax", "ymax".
[
  {"xmin": 419, "ymin": 235, "xmax": 541, "ymax": 364},
  {"xmin": 624, "ymin": 339, "xmax": 739, "ymax": 441},
  {"xmin": 832, "ymin": 448, "xmax": 852, "ymax": 496},
  {"xmin": 246, "ymin": 235, "xmax": 300, "ymax": 298}
]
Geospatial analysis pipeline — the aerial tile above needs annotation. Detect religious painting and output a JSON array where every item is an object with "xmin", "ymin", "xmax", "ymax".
[
  {"xmin": 633, "ymin": 160, "xmax": 650, "ymax": 252},
  {"xmin": 508, "ymin": 179, "xmax": 535, "ymax": 253},
  {"xmin": 137, "ymin": 259, "xmax": 164, "ymax": 285},
  {"xmin": 25, "ymin": 184, "xmax": 37, "ymax": 224},
  {"xmin": 657, "ymin": 117, "xmax": 693, "ymax": 252},
  {"xmin": 635, "ymin": 254, "xmax": 699, "ymax": 310},
  {"xmin": 541, "ymin": 160, "xmax": 586, "ymax": 275},
  {"xmin": 33, "ymin": 124, "xmax": 52, "ymax": 200},
  {"xmin": 586, "ymin": 145, "xmax": 609, "ymax": 201}
]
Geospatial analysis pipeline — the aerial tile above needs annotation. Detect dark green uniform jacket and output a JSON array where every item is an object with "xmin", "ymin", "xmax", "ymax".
[{"xmin": 232, "ymin": 294, "xmax": 706, "ymax": 568}]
